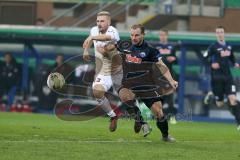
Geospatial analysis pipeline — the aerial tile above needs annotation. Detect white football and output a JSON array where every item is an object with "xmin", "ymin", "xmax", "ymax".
[{"xmin": 47, "ymin": 72, "xmax": 65, "ymax": 89}]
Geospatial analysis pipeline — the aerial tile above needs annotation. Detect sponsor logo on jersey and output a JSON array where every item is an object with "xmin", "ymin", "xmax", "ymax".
[
  {"xmin": 126, "ymin": 54, "xmax": 142, "ymax": 64},
  {"xmin": 220, "ymin": 50, "xmax": 231, "ymax": 57},
  {"xmin": 159, "ymin": 48, "xmax": 171, "ymax": 55},
  {"xmin": 139, "ymin": 52, "xmax": 146, "ymax": 58}
]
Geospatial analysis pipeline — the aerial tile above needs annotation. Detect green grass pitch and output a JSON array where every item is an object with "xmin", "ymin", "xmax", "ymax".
[{"xmin": 0, "ymin": 112, "xmax": 239, "ymax": 160}]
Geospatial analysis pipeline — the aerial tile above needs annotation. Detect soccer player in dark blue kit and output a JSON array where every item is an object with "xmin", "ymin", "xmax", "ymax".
[
  {"xmin": 203, "ymin": 26, "xmax": 240, "ymax": 130},
  {"xmin": 156, "ymin": 29, "xmax": 178, "ymax": 124},
  {"xmin": 118, "ymin": 24, "xmax": 178, "ymax": 142}
]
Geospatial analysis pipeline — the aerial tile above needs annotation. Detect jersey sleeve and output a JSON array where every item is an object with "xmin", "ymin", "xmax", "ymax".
[
  {"xmin": 107, "ymin": 27, "xmax": 120, "ymax": 41},
  {"xmin": 149, "ymin": 47, "xmax": 162, "ymax": 62},
  {"xmin": 172, "ymin": 46, "xmax": 177, "ymax": 57},
  {"xmin": 204, "ymin": 43, "xmax": 218, "ymax": 63},
  {"xmin": 90, "ymin": 27, "xmax": 98, "ymax": 37},
  {"xmin": 171, "ymin": 45, "xmax": 178, "ymax": 64},
  {"xmin": 229, "ymin": 46, "xmax": 236, "ymax": 64},
  {"xmin": 203, "ymin": 44, "xmax": 214, "ymax": 58}
]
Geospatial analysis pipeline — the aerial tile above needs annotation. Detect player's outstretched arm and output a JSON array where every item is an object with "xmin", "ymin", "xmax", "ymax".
[
  {"xmin": 83, "ymin": 36, "xmax": 93, "ymax": 62},
  {"xmin": 83, "ymin": 36, "xmax": 92, "ymax": 49},
  {"xmin": 91, "ymin": 34, "xmax": 112, "ymax": 41},
  {"xmin": 229, "ymin": 50, "xmax": 240, "ymax": 68},
  {"xmin": 156, "ymin": 59, "xmax": 178, "ymax": 89}
]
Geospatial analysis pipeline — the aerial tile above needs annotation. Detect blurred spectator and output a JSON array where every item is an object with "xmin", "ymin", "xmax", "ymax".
[
  {"xmin": 35, "ymin": 54, "xmax": 74, "ymax": 110},
  {"xmin": 0, "ymin": 52, "xmax": 21, "ymax": 104},
  {"xmin": 0, "ymin": 59, "xmax": 3, "ymax": 72},
  {"xmin": 53, "ymin": 54, "xmax": 74, "ymax": 83},
  {"xmin": 0, "ymin": 60, "xmax": 3, "ymax": 105},
  {"xmin": 33, "ymin": 61, "xmax": 51, "ymax": 110},
  {"xmin": 35, "ymin": 18, "xmax": 45, "ymax": 26},
  {"xmin": 74, "ymin": 64, "xmax": 94, "ymax": 85}
]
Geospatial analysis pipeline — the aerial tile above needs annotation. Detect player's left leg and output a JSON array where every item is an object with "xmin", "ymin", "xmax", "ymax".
[
  {"xmin": 150, "ymin": 101, "xmax": 175, "ymax": 142},
  {"xmin": 142, "ymin": 98, "xmax": 175, "ymax": 142},
  {"xmin": 92, "ymin": 75, "xmax": 118, "ymax": 132}
]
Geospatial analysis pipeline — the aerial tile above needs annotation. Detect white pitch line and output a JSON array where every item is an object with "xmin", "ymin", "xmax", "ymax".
[
  {"xmin": 2, "ymin": 140, "xmax": 240, "ymax": 143},
  {"xmin": 181, "ymin": 140, "xmax": 240, "ymax": 143},
  {"xmin": 0, "ymin": 140, "xmax": 152, "ymax": 143}
]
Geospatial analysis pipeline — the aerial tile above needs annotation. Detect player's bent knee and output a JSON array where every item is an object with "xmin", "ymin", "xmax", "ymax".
[
  {"xmin": 151, "ymin": 102, "xmax": 164, "ymax": 118},
  {"xmin": 119, "ymin": 88, "xmax": 135, "ymax": 102},
  {"xmin": 216, "ymin": 101, "xmax": 224, "ymax": 108},
  {"xmin": 93, "ymin": 84, "xmax": 106, "ymax": 99}
]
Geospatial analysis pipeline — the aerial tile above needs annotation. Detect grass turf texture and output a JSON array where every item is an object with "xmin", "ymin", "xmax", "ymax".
[{"xmin": 0, "ymin": 112, "xmax": 239, "ymax": 160}]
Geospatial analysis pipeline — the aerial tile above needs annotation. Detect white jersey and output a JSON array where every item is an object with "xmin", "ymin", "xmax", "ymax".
[{"xmin": 90, "ymin": 26, "xmax": 120, "ymax": 75}]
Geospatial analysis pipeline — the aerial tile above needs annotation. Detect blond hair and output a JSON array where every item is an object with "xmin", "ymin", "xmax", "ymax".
[{"xmin": 97, "ymin": 11, "xmax": 110, "ymax": 17}]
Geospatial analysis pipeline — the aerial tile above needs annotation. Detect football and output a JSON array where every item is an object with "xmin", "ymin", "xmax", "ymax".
[{"xmin": 47, "ymin": 72, "xmax": 65, "ymax": 89}]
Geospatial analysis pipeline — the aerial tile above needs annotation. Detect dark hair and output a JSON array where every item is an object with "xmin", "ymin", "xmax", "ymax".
[
  {"xmin": 4, "ymin": 52, "xmax": 12, "ymax": 57},
  {"xmin": 4, "ymin": 52, "xmax": 17, "ymax": 64},
  {"xmin": 36, "ymin": 18, "xmax": 45, "ymax": 25},
  {"xmin": 131, "ymin": 24, "xmax": 145, "ymax": 34},
  {"xmin": 216, "ymin": 25, "xmax": 225, "ymax": 30},
  {"xmin": 160, "ymin": 28, "xmax": 169, "ymax": 34},
  {"xmin": 56, "ymin": 53, "xmax": 64, "ymax": 58}
]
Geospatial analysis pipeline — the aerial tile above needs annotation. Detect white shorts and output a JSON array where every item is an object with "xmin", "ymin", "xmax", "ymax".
[
  {"xmin": 92, "ymin": 72, "xmax": 123, "ymax": 92},
  {"xmin": 92, "ymin": 74, "xmax": 112, "ymax": 91}
]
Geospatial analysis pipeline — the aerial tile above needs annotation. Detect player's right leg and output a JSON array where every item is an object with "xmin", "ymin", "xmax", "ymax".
[
  {"xmin": 118, "ymin": 87, "xmax": 150, "ymax": 134},
  {"xmin": 228, "ymin": 94, "xmax": 240, "ymax": 130},
  {"xmin": 225, "ymin": 79, "xmax": 240, "ymax": 130},
  {"xmin": 92, "ymin": 76, "xmax": 118, "ymax": 132},
  {"xmin": 228, "ymin": 95, "xmax": 240, "ymax": 121},
  {"xmin": 211, "ymin": 79, "xmax": 225, "ymax": 107}
]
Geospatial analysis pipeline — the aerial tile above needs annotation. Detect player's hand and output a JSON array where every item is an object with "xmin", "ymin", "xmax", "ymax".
[
  {"xmin": 234, "ymin": 63, "xmax": 240, "ymax": 68},
  {"xmin": 104, "ymin": 43, "xmax": 116, "ymax": 52},
  {"xmin": 83, "ymin": 51, "xmax": 91, "ymax": 62},
  {"xmin": 170, "ymin": 80, "xmax": 178, "ymax": 90},
  {"xmin": 83, "ymin": 36, "xmax": 92, "ymax": 49},
  {"xmin": 97, "ymin": 46, "xmax": 107, "ymax": 56},
  {"xmin": 166, "ymin": 56, "xmax": 176, "ymax": 63},
  {"xmin": 211, "ymin": 63, "xmax": 220, "ymax": 69}
]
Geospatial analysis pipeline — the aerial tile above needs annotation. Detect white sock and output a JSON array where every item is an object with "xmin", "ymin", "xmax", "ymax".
[
  {"xmin": 107, "ymin": 110, "xmax": 116, "ymax": 118},
  {"xmin": 97, "ymin": 97, "xmax": 116, "ymax": 118}
]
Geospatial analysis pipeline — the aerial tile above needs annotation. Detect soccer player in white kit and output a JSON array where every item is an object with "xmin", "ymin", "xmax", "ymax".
[{"xmin": 83, "ymin": 11, "xmax": 121, "ymax": 132}]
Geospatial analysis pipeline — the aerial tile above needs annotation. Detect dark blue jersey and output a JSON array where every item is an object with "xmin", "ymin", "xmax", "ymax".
[
  {"xmin": 155, "ymin": 43, "xmax": 177, "ymax": 71},
  {"xmin": 124, "ymin": 41, "xmax": 162, "ymax": 78},
  {"xmin": 126, "ymin": 41, "xmax": 162, "ymax": 63},
  {"xmin": 121, "ymin": 41, "xmax": 174, "ymax": 99},
  {"xmin": 121, "ymin": 40, "xmax": 161, "ymax": 90},
  {"xmin": 204, "ymin": 41, "xmax": 235, "ymax": 78}
]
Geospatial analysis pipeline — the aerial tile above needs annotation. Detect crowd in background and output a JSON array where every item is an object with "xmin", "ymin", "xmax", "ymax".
[{"xmin": 0, "ymin": 53, "xmax": 82, "ymax": 112}]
